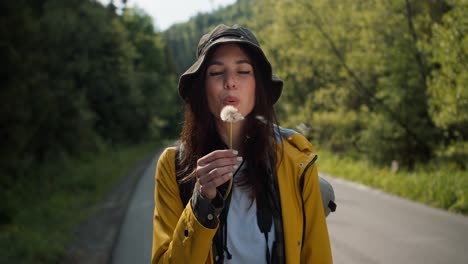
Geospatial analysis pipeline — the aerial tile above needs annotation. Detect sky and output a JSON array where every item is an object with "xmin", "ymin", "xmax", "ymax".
[{"xmin": 98, "ymin": 0, "xmax": 237, "ymax": 31}]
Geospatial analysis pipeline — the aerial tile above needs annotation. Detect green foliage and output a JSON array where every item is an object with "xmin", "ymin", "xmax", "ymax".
[
  {"xmin": 317, "ymin": 148, "xmax": 468, "ymax": 214},
  {"xmin": 426, "ymin": 0, "xmax": 468, "ymax": 128},
  {"xmin": 163, "ymin": 0, "xmax": 253, "ymax": 75},
  {"xmin": 121, "ymin": 7, "xmax": 179, "ymax": 139},
  {"xmin": 1, "ymin": 0, "xmax": 99, "ymax": 178},
  {"xmin": 0, "ymin": 143, "xmax": 159, "ymax": 264},
  {"xmin": 161, "ymin": 0, "xmax": 466, "ymax": 169},
  {"xmin": 249, "ymin": 0, "xmax": 466, "ymax": 168},
  {"xmin": 424, "ymin": 0, "xmax": 468, "ymax": 167},
  {"xmin": 1, "ymin": 0, "xmax": 177, "ymax": 229}
]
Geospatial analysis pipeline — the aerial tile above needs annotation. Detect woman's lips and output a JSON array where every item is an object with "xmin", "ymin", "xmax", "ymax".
[{"xmin": 223, "ymin": 96, "xmax": 239, "ymax": 106}]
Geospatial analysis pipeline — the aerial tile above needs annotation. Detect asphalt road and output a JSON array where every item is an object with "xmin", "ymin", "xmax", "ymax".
[
  {"xmin": 111, "ymin": 152, "xmax": 160, "ymax": 264},
  {"xmin": 323, "ymin": 175, "xmax": 468, "ymax": 264},
  {"xmin": 111, "ymin": 151, "xmax": 468, "ymax": 264}
]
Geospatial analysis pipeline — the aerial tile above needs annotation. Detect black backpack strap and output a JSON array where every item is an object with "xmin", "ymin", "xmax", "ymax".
[
  {"xmin": 299, "ymin": 154, "xmax": 318, "ymax": 250},
  {"xmin": 257, "ymin": 179, "xmax": 273, "ymax": 264}
]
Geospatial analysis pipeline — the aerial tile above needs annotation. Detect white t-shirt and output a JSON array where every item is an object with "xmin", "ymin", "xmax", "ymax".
[{"xmin": 224, "ymin": 178, "xmax": 275, "ymax": 264}]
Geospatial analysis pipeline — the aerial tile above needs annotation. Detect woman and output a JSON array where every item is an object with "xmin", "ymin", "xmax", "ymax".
[{"xmin": 152, "ymin": 24, "xmax": 332, "ymax": 264}]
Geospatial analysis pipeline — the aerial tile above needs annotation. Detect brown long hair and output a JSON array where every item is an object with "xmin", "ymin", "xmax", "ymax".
[{"xmin": 178, "ymin": 43, "xmax": 281, "ymax": 201}]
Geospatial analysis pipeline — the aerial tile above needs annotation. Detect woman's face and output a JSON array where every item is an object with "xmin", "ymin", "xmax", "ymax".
[{"xmin": 205, "ymin": 43, "xmax": 256, "ymax": 120}]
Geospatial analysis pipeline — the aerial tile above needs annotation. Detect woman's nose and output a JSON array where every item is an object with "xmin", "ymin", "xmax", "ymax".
[{"xmin": 224, "ymin": 71, "xmax": 237, "ymax": 89}]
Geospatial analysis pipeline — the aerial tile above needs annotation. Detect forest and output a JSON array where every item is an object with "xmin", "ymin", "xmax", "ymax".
[
  {"xmin": 164, "ymin": 0, "xmax": 467, "ymax": 214},
  {"xmin": 1, "ymin": 0, "xmax": 179, "ymax": 261},
  {"xmin": 1, "ymin": 0, "xmax": 466, "ymax": 262},
  {"xmin": 166, "ymin": 0, "xmax": 467, "ymax": 169}
]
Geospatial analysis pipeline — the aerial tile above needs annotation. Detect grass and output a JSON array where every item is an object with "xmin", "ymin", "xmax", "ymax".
[
  {"xmin": 0, "ymin": 142, "xmax": 163, "ymax": 264},
  {"xmin": 316, "ymin": 149, "xmax": 468, "ymax": 215}
]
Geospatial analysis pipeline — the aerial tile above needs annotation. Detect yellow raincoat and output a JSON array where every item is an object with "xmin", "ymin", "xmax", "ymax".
[{"xmin": 151, "ymin": 130, "xmax": 332, "ymax": 263}]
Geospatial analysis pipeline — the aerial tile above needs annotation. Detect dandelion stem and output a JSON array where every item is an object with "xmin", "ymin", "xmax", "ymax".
[
  {"xmin": 229, "ymin": 122, "xmax": 233, "ymax": 149},
  {"xmin": 224, "ymin": 121, "xmax": 234, "ymax": 200},
  {"xmin": 224, "ymin": 177, "xmax": 234, "ymax": 200}
]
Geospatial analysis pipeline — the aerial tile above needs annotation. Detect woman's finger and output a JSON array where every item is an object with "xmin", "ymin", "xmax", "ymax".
[
  {"xmin": 198, "ymin": 164, "xmax": 237, "ymax": 185},
  {"xmin": 195, "ymin": 149, "xmax": 242, "ymax": 199},
  {"xmin": 199, "ymin": 171, "xmax": 233, "ymax": 192},
  {"xmin": 197, "ymin": 156, "xmax": 242, "ymax": 177},
  {"xmin": 197, "ymin": 149, "xmax": 238, "ymax": 166}
]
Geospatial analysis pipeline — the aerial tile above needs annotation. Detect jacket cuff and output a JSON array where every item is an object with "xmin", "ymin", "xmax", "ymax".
[{"xmin": 191, "ymin": 188, "xmax": 224, "ymax": 228}]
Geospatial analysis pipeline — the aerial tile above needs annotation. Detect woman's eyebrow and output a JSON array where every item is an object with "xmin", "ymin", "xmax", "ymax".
[
  {"xmin": 207, "ymin": 60, "xmax": 223, "ymax": 66},
  {"xmin": 207, "ymin": 59, "xmax": 252, "ymax": 66},
  {"xmin": 236, "ymin": 59, "xmax": 251, "ymax": 65}
]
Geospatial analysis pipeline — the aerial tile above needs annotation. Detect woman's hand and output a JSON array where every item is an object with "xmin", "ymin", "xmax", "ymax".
[{"xmin": 195, "ymin": 149, "xmax": 242, "ymax": 200}]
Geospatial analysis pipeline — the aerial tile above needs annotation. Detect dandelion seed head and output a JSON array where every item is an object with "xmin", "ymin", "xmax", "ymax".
[{"xmin": 220, "ymin": 105, "xmax": 244, "ymax": 122}]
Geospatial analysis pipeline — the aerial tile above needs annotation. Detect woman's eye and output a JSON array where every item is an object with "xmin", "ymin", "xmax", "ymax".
[
  {"xmin": 238, "ymin": 71, "xmax": 251, "ymax": 74},
  {"xmin": 209, "ymin": 71, "xmax": 224, "ymax": 76}
]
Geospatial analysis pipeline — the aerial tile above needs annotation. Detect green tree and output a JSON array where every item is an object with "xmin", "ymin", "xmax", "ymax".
[
  {"xmin": 163, "ymin": 0, "xmax": 253, "ymax": 75},
  {"xmin": 0, "ymin": 0, "xmax": 178, "ymax": 224},
  {"xmin": 425, "ymin": 0, "xmax": 468, "ymax": 167},
  {"xmin": 121, "ymin": 7, "xmax": 178, "ymax": 139},
  {"xmin": 253, "ymin": 0, "xmax": 447, "ymax": 167}
]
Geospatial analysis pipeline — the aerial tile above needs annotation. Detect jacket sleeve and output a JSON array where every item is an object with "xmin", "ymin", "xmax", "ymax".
[
  {"xmin": 301, "ymin": 163, "xmax": 333, "ymax": 263},
  {"xmin": 151, "ymin": 148, "xmax": 218, "ymax": 264}
]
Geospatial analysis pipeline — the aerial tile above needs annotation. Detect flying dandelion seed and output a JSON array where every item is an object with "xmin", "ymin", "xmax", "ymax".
[
  {"xmin": 255, "ymin": 115, "xmax": 267, "ymax": 124},
  {"xmin": 296, "ymin": 122, "xmax": 310, "ymax": 135}
]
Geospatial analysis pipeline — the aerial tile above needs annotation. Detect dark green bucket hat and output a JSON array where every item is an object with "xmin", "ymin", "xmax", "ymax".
[{"xmin": 178, "ymin": 24, "xmax": 283, "ymax": 104}]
